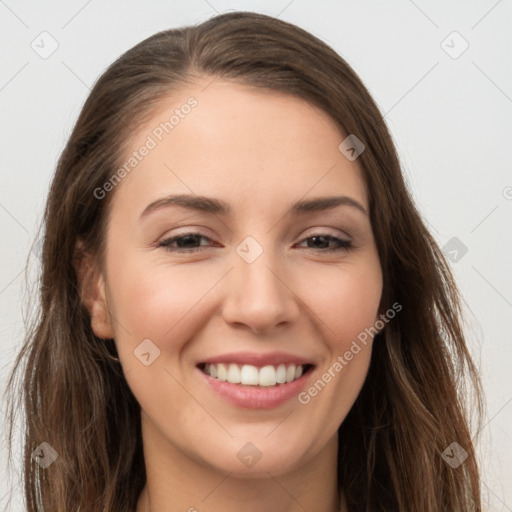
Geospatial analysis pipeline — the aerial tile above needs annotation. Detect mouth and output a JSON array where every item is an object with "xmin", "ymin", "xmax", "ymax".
[{"xmin": 197, "ymin": 362, "xmax": 315, "ymax": 388}]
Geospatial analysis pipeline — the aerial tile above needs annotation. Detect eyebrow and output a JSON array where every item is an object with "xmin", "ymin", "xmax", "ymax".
[{"xmin": 139, "ymin": 193, "xmax": 367, "ymax": 221}]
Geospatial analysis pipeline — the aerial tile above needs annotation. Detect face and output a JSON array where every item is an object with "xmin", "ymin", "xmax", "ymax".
[{"xmin": 85, "ymin": 78, "xmax": 383, "ymax": 477}]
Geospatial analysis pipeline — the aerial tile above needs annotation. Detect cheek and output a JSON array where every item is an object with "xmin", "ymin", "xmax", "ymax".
[
  {"xmin": 107, "ymin": 260, "xmax": 216, "ymax": 415},
  {"xmin": 294, "ymin": 263, "xmax": 381, "ymax": 429},
  {"xmin": 302, "ymin": 259, "xmax": 382, "ymax": 348},
  {"xmin": 106, "ymin": 256, "xmax": 233, "ymax": 382},
  {"xmin": 109, "ymin": 256, "xmax": 222, "ymax": 339}
]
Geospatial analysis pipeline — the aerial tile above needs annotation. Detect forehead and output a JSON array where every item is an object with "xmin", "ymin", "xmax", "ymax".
[{"xmin": 109, "ymin": 79, "xmax": 368, "ymax": 219}]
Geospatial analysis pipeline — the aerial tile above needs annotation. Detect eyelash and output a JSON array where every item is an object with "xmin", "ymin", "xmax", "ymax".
[{"xmin": 158, "ymin": 232, "xmax": 354, "ymax": 253}]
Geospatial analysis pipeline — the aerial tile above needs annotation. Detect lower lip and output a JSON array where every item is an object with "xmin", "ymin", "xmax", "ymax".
[{"xmin": 197, "ymin": 367, "xmax": 313, "ymax": 409}]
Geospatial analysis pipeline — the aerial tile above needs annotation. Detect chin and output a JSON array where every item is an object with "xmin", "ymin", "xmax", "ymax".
[{"xmin": 191, "ymin": 432, "xmax": 318, "ymax": 478}]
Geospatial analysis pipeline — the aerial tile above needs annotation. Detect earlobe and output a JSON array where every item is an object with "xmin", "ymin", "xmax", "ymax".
[{"xmin": 74, "ymin": 240, "xmax": 115, "ymax": 339}]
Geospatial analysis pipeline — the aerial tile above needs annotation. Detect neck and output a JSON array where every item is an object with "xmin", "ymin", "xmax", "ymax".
[{"xmin": 136, "ymin": 417, "xmax": 345, "ymax": 512}]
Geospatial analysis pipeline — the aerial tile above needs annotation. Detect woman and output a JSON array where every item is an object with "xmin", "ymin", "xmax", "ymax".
[{"xmin": 4, "ymin": 11, "xmax": 484, "ymax": 512}]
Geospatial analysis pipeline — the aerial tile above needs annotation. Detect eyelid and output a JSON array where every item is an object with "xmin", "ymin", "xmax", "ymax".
[
  {"xmin": 157, "ymin": 225, "xmax": 217, "ymax": 242},
  {"xmin": 157, "ymin": 229, "xmax": 355, "ymax": 254},
  {"xmin": 301, "ymin": 226, "xmax": 352, "ymax": 240},
  {"xmin": 159, "ymin": 225, "xmax": 352, "ymax": 243}
]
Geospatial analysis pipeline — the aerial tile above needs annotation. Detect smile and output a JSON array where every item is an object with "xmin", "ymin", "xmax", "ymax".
[{"xmin": 198, "ymin": 362, "xmax": 314, "ymax": 387}]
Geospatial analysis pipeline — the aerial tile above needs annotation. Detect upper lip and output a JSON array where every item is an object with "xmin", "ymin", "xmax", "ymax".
[{"xmin": 198, "ymin": 351, "xmax": 315, "ymax": 368}]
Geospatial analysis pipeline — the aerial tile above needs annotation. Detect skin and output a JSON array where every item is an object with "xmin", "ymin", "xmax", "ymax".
[{"xmin": 79, "ymin": 78, "xmax": 383, "ymax": 512}]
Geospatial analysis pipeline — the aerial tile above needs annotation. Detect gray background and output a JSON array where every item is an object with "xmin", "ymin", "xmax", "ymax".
[{"xmin": 1, "ymin": 1, "xmax": 511, "ymax": 510}]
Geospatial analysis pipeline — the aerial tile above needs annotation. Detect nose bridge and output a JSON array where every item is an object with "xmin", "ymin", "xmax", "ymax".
[{"xmin": 222, "ymin": 236, "xmax": 299, "ymax": 333}]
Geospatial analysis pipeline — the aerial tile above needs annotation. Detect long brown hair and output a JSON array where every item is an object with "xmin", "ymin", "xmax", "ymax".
[{"xmin": 3, "ymin": 11, "xmax": 484, "ymax": 511}]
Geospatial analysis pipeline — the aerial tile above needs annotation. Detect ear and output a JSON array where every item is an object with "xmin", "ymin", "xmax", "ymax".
[{"xmin": 74, "ymin": 239, "xmax": 114, "ymax": 339}]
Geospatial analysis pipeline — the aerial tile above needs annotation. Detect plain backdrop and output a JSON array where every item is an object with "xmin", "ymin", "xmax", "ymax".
[{"xmin": 1, "ymin": 1, "xmax": 511, "ymax": 510}]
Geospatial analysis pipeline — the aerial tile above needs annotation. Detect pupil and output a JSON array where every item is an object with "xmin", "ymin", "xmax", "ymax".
[
  {"xmin": 310, "ymin": 235, "xmax": 328, "ymax": 248},
  {"xmin": 178, "ymin": 235, "xmax": 199, "ymax": 247}
]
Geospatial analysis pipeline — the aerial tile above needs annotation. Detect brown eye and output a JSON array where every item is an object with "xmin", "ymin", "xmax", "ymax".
[
  {"xmin": 159, "ymin": 233, "xmax": 215, "ymax": 252},
  {"xmin": 297, "ymin": 234, "xmax": 353, "ymax": 252}
]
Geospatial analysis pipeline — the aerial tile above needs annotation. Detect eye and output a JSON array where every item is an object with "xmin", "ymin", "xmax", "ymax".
[
  {"xmin": 158, "ymin": 233, "xmax": 215, "ymax": 253},
  {"xmin": 158, "ymin": 232, "xmax": 353, "ymax": 253},
  {"xmin": 296, "ymin": 233, "xmax": 353, "ymax": 253}
]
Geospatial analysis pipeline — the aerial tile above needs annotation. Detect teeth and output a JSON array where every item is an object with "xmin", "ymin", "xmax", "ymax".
[
  {"xmin": 259, "ymin": 365, "xmax": 276, "ymax": 386},
  {"xmin": 227, "ymin": 363, "xmax": 241, "ymax": 383},
  {"xmin": 286, "ymin": 364, "xmax": 296, "ymax": 383},
  {"xmin": 217, "ymin": 363, "xmax": 227, "ymax": 381},
  {"xmin": 240, "ymin": 364, "xmax": 259, "ymax": 385},
  {"xmin": 203, "ymin": 363, "xmax": 307, "ymax": 386},
  {"xmin": 276, "ymin": 364, "xmax": 286, "ymax": 384}
]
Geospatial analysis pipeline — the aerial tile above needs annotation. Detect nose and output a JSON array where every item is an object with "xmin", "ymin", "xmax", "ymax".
[{"xmin": 221, "ymin": 247, "xmax": 300, "ymax": 335}]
